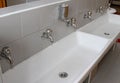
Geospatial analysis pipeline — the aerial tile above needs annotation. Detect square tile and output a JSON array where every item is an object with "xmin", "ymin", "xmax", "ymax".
[
  {"xmin": 21, "ymin": 8, "xmax": 41, "ymax": 36},
  {"xmin": 0, "ymin": 14, "xmax": 21, "ymax": 46}
]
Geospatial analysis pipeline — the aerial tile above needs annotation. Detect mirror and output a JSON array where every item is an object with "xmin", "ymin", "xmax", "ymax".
[{"xmin": 0, "ymin": 0, "xmax": 38, "ymax": 8}]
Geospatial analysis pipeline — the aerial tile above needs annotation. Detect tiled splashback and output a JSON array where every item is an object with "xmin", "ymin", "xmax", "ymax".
[
  {"xmin": 0, "ymin": 0, "xmax": 109, "ymax": 73},
  {"xmin": 6, "ymin": 0, "xmax": 39, "ymax": 6}
]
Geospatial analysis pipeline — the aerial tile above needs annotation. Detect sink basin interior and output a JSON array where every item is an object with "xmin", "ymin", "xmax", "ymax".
[
  {"xmin": 80, "ymin": 14, "xmax": 120, "ymax": 39},
  {"xmin": 72, "ymin": 31, "xmax": 109, "ymax": 52},
  {"xmin": 3, "ymin": 31, "xmax": 109, "ymax": 83},
  {"xmin": 35, "ymin": 31, "xmax": 109, "ymax": 83}
]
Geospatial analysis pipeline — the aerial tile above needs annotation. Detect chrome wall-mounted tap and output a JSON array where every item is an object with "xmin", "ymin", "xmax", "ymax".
[
  {"xmin": 63, "ymin": 17, "xmax": 77, "ymax": 28},
  {"xmin": 64, "ymin": 17, "xmax": 77, "ymax": 28},
  {"xmin": 41, "ymin": 29, "xmax": 54, "ymax": 43},
  {"xmin": 96, "ymin": 6, "xmax": 104, "ymax": 14},
  {"xmin": 84, "ymin": 11, "xmax": 93, "ymax": 20},
  {"xmin": 0, "ymin": 46, "xmax": 14, "ymax": 68},
  {"xmin": 70, "ymin": 18, "xmax": 77, "ymax": 28}
]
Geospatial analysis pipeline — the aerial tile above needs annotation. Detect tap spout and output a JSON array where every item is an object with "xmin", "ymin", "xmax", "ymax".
[
  {"xmin": 48, "ymin": 34, "xmax": 54, "ymax": 43},
  {"xmin": 0, "ymin": 47, "xmax": 14, "ymax": 66}
]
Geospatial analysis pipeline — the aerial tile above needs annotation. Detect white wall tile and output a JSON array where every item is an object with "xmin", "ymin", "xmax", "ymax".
[
  {"xmin": 0, "ymin": 14, "xmax": 21, "ymax": 46},
  {"xmin": 21, "ymin": 31, "xmax": 43, "ymax": 60},
  {"xmin": 51, "ymin": 22, "xmax": 74, "ymax": 41},
  {"xmin": 26, "ymin": 0, "xmax": 39, "ymax": 2},
  {"xmin": 21, "ymin": 3, "xmax": 59, "ymax": 37},
  {"xmin": 21, "ymin": 8, "xmax": 41, "ymax": 36},
  {"xmin": 38, "ymin": 4, "xmax": 58, "ymax": 28},
  {"xmin": 6, "ymin": 0, "xmax": 26, "ymax": 6},
  {"xmin": 68, "ymin": 0, "xmax": 79, "ymax": 17}
]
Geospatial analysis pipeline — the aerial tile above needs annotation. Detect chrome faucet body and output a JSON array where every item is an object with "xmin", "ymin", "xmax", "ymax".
[
  {"xmin": 0, "ymin": 46, "xmax": 14, "ymax": 67},
  {"xmin": 41, "ymin": 29, "xmax": 54, "ymax": 43},
  {"xmin": 84, "ymin": 11, "xmax": 92, "ymax": 20},
  {"xmin": 63, "ymin": 18, "xmax": 77, "ymax": 28},
  {"xmin": 96, "ymin": 6, "xmax": 104, "ymax": 14},
  {"xmin": 71, "ymin": 18, "xmax": 77, "ymax": 28}
]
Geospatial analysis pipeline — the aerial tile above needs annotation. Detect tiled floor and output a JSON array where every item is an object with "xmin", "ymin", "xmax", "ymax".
[{"xmin": 91, "ymin": 44, "xmax": 120, "ymax": 83}]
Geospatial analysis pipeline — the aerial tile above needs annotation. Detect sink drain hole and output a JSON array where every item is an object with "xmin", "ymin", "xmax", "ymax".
[
  {"xmin": 59, "ymin": 72, "xmax": 68, "ymax": 78},
  {"xmin": 104, "ymin": 32, "xmax": 110, "ymax": 35}
]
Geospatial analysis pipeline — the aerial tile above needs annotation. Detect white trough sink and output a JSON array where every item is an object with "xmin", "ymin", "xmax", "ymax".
[
  {"xmin": 36, "ymin": 31, "xmax": 109, "ymax": 83},
  {"xmin": 3, "ymin": 31, "xmax": 109, "ymax": 83},
  {"xmin": 80, "ymin": 14, "xmax": 120, "ymax": 39}
]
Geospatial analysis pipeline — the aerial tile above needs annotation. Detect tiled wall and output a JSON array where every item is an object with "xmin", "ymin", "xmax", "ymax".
[
  {"xmin": 6, "ymin": 0, "xmax": 26, "ymax": 6},
  {"xmin": 26, "ymin": 0, "xmax": 39, "ymax": 2},
  {"xmin": 6, "ymin": 0, "xmax": 38, "ymax": 6},
  {"xmin": 0, "ymin": 0, "xmax": 109, "ymax": 73}
]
